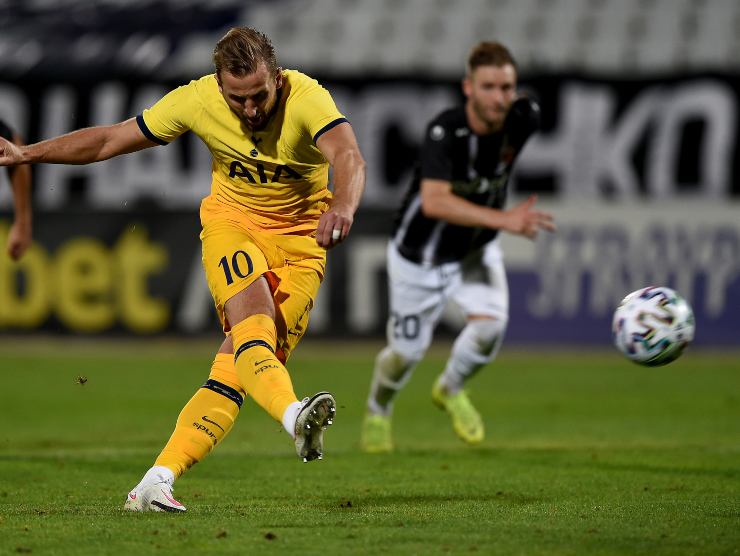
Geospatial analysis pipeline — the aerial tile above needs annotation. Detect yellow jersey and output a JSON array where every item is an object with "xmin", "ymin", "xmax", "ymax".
[{"xmin": 137, "ymin": 70, "xmax": 347, "ymax": 234}]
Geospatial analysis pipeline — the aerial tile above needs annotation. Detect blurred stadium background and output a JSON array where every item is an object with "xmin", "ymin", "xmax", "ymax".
[{"xmin": 1, "ymin": 0, "xmax": 739, "ymax": 347}]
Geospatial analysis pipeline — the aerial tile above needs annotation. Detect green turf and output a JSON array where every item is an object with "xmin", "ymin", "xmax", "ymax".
[{"xmin": 0, "ymin": 338, "xmax": 738, "ymax": 555}]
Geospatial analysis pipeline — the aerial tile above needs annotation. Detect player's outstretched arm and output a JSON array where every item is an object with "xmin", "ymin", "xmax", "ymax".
[
  {"xmin": 315, "ymin": 122, "xmax": 366, "ymax": 248},
  {"xmin": 5, "ymin": 132, "xmax": 32, "ymax": 260},
  {"xmin": 0, "ymin": 118, "xmax": 158, "ymax": 167},
  {"xmin": 421, "ymin": 180, "xmax": 555, "ymax": 240}
]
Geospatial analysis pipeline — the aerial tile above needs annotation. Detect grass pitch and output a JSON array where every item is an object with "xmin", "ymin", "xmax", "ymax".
[{"xmin": 0, "ymin": 338, "xmax": 738, "ymax": 555}]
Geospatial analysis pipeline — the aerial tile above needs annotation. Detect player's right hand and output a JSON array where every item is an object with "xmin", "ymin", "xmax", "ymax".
[
  {"xmin": 6, "ymin": 221, "xmax": 32, "ymax": 261},
  {"xmin": 0, "ymin": 136, "xmax": 23, "ymax": 166},
  {"xmin": 316, "ymin": 200, "xmax": 353, "ymax": 249},
  {"xmin": 504, "ymin": 194, "xmax": 556, "ymax": 240}
]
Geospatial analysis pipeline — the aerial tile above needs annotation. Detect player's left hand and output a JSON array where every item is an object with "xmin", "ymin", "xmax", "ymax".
[
  {"xmin": 504, "ymin": 194, "xmax": 556, "ymax": 240},
  {"xmin": 316, "ymin": 202, "xmax": 353, "ymax": 249}
]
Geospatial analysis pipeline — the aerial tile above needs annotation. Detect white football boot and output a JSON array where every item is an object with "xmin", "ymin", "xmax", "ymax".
[
  {"xmin": 124, "ymin": 468, "xmax": 186, "ymax": 513},
  {"xmin": 294, "ymin": 392, "xmax": 336, "ymax": 462}
]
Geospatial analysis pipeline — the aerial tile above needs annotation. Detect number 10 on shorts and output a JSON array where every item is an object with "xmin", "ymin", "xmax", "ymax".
[{"xmin": 218, "ymin": 250, "xmax": 254, "ymax": 285}]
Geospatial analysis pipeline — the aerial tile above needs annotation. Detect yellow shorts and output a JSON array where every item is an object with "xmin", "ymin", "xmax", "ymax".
[{"xmin": 200, "ymin": 196, "xmax": 326, "ymax": 362}]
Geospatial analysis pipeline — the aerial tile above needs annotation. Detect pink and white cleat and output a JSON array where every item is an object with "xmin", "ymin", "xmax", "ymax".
[{"xmin": 124, "ymin": 480, "xmax": 186, "ymax": 513}]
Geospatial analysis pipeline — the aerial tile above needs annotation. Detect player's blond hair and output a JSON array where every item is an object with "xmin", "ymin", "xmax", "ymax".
[
  {"xmin": 466, "ymin": 42, "xmax": 517, "ymax": 75},
  {"xmin": 213, "ymin": 27, "xmax": 278, "ymax": 77}
]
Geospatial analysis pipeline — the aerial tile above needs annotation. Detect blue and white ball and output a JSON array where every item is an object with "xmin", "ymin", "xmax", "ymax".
[{"xmin": 612, "ymin": 286, "xmax": 695, "ymax": 366}]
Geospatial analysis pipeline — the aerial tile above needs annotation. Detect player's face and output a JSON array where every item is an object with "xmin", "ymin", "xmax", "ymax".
[
  {"xmin": 217, "ymin": 64, "xmax": 283, "ymax": 131},
  {"xmin": 463, "ymin": 63, "xmax": 517, "ymax": 132}
]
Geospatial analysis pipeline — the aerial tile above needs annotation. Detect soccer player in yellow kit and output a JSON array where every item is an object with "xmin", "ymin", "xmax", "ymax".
[{"xmin": 0, "ymin": 27, "xmax": 366, "ymax": 512}]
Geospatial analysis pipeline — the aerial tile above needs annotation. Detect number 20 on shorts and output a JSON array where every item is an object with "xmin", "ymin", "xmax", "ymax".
[{"xmin": 391, "ymin": 311, "xmax": 420, "ymax": 340}]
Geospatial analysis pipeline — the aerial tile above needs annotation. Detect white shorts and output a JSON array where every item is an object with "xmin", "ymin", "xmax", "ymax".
[{"xmin": 386, "ymin": 239, "xmax": 509, "ymax": 360}]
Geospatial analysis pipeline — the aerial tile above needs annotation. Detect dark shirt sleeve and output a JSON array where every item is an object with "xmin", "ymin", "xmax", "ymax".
[{"xmin": 419, "ymin": 119, "xmax": 453, "ymax": 181}]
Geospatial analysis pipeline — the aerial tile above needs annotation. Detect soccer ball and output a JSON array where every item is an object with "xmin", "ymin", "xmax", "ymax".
[{"xmin": 612, "ymin": 286, "xmax": 695, "ymax": 366}]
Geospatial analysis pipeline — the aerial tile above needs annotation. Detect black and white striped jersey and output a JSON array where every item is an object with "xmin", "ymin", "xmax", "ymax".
[{"xmin": 392, "ymin": 99, "xmax": 539, "ymax": 266}]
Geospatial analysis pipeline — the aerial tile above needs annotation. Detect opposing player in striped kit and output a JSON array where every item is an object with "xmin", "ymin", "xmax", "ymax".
[
  {"xmin": 361, "ymin": 41, "xmax": 554, "ymax": 452},
  {"xmin": 0, "ymin": 27, "xmax": 366, "ymax": 511}
]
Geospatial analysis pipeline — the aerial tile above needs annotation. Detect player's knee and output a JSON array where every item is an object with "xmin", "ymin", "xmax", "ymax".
[
  {"xmin": 375, "ymin": 345, "xmax": 419, "ymax": 387},
  {"xmin": 387, "ymin": 327, "xmax": 431, "ymax": 364},
  {"xmin": 467, "ymin": 317, "xmax": 507, "ymax": 359},
  {"xmin": 224, "ymin": 275, "xmax": 276, "ymax": 325},
  {"xmin": 377, "ymin": 345, "xmax": 418, "ymax": 373},
  {"xmin": 385, "ymin": 338, "xmax": 428, "ymax": 368}
]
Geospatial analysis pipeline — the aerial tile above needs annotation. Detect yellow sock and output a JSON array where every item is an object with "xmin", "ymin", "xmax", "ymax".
[
  {"xmin": 154, "ymin": 353, "xmax": 244, "ymax": 478},
  {"xmin": 231, "ymin": 314, "xmax": 299, "ymax": 423}
]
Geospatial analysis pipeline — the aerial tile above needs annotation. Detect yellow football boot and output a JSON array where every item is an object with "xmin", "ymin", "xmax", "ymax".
[
  {"xmin": 360, "ymin": 413, "xmax": 393, "ymax": 453},
  {"xmin": 432, "ymin": 381, "xmax": 484, "ymax": 444}
]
